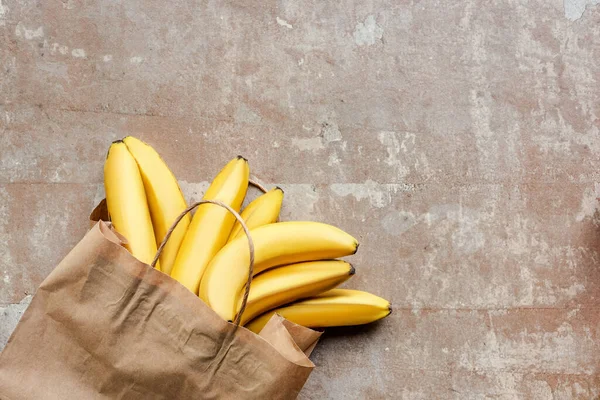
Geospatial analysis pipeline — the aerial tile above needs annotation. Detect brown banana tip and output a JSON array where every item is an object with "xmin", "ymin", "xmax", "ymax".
[
  {"xmin": 388, "ymin": 304, "xmax": 393, "ymax": 314},
  {"xmin": 106, "ymin": 141, "xmax": 121, "ymax": 159},
  {"xmin": 352, "ymin": 242, "xmax": 359, "ymax": 254},
  {"xmin": 236, "ymin": 155, "xmax": 248, "ymax": 162},
  {"xmin": 348, "ymin": 263, "xmax": 356, "ymax": 275},
  {"xmin": 275, "ymin": 186, "xmax": 284, "ymax": 193}
]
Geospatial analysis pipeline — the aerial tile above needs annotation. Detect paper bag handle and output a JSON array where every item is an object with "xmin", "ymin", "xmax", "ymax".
[{"xmin": 151, "ymin": 199, "xmax": 255, "ymax": 326}]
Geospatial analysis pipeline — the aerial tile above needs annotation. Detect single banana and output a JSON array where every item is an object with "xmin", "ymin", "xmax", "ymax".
[
  {"xmin": 237, "ymin": 260, "xmax": 355, "ymax": 325},
  {"xmin": 170, "ymin": 156, "xmax": 249, "ymax": 294},
  {"xmin": 122, "ymin": 136, "xmax": 189, "ymax": 275},
  {"xmin": 104, "ymin": 140, "xmax": 159, "ymax": 269},
  {"xmin": 227, "ymin": 187, "xmax": 284, "ymax": 242},
  {"xmin": 199, "ymin": 221, "xmax": 358, "ymax": 321},
  {"xmin": 245, "ymin": 289, "xmax": 391, "ymax": 333}
]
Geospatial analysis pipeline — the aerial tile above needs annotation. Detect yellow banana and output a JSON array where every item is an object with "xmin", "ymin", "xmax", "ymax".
[
  {"xmin": 122, "ymin": 136, "xmax": 189, "ymax": 275},
  {"xmin": 227, "ymin": 187, "xmax": 284, "ymax": 242},
  {"xmin": 237, "ymin": 260, "xmax": 355, "ymax": 325},
  {"xmin": 104, "ymin": 140, "xmax": 159, "ymax": 269},
  {"xmin": 170, "ymin": 156, "xmax": 249, "ymax": 294},
  {"xmin": 245, "ymin": 289, "xmax": 391, "ymax": 333},
  {"xmin": 199, "ymin": 222, "xmax": 358, "ymax": 321}
]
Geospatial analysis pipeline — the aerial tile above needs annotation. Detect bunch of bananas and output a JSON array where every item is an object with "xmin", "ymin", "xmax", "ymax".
[{"xmin": 104, "ymin": 137, "xmax": 391, "ymax": 333}]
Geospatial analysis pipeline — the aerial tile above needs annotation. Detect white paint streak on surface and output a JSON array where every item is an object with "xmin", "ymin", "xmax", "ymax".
[
  {"xmin": 469, "ymin": 88, "xmax": 499, "ymax": 181},
  {"xmin": 291, "ymin": 137, "xmax": 324, "ymax": 151},
  {"xmin": 0, "ymin": 0, "xmax": 8, "ymax": 26},
  {"xmin": 378, "ymin": 131, "xmax": 410, "ymax": 178},
  {"xmin": 0, "ymin": 295, "xmax": 33, "ymax": 350},
  {"xmin": 330, "ymin": 180, "xmax": 414, "ymax": 209},
  {"xmin": 462, "ymin": 5, "xmax": 523, "ymax": 183},
  {"xmin": 327, "ymin": 152, "xmax": 341, "ymax": 166},
  {"xmin": 0, "ymin": 187, "xmax": 15, "ymax": 297},
  {"xmin": 103, "ymin": 54, "xmax": 113, "ymax": 62},
  {"xmin": 564, "ymin": 282, "xmax": 586, "ymax": 298},
  {"xmin": 463, "ymin": 318, "xmax": 596, "ymax": 374},
  {"xmin": 51, "ymin": 43, "xmax": 69, "ymax": 55},
  {"xmin": 130, "ymin": 56, "xmax": 143, "ymax": 64},
  {"xmin": 71, "ymin": 48, "xmax": 86, "ymax": 58},
  {"xmin": 15, "ymin": 22, "xmax": 44, "ymax": 40},
  {"xmin": 564, "ymin": 0, "xmax": 600, "ymax": 21},
  {"xmin": 62, "ymin": 0, "xmax": 76, "ymax": 9},
  {"xmin": 422, "ymin": 204, "xmax": 486, "ymax": 255},
  {"xmin": 321, "ymin": 121, "xmax": 342, "ymax": 144},
  {"xmin": 575, "ymin": 183, "xmax": 600, "ymax": 221},
  {"xmin": 276, "ymin": 17, "xmax": 293, "ymax": 29},
  {"xmin": 353, "ymin": 15, "xmax": 383, "ymax": 46}
]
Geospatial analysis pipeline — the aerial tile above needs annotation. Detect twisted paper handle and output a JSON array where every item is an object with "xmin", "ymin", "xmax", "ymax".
[{"xmin": 151, "ymin": 200, "xmax": 254, "ymax": 326}]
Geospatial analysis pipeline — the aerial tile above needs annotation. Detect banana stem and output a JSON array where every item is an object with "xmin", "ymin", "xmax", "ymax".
[{"xmin": 249, "ymin": 176, "xmax": 268, "ymax": 193}]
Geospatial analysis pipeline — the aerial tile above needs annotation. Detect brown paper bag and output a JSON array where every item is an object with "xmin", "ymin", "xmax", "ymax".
[{"xmin": 0, "ymin": 201, "xmax": 321, "ymax": 399}]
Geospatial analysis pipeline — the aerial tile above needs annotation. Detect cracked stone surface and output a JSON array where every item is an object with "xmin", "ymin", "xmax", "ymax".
[{"xmin": 1, "ymin": 0, "xmax": 600, "ymax": 398}]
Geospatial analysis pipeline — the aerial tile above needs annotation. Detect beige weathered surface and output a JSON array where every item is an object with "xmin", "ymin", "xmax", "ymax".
[{"xmin": 1, "ymin": 0, "xmax": 600, "ymax": 398}]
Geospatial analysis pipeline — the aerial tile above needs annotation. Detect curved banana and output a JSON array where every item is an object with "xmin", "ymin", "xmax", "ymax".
[
  {"xmin": 238, "ymin": 260, "xmax": 355, "ymax": 325},
  {"xmin": 245, "ymin": 289, "xmax": 391, "ymax": 333},
  {"xmin": 104, "ymin": 140, "xmax": 159, "ymax": 269},
  {"xmin": 199, "ymin": 222, "xmax": 358, "ymax": 321},
  {"xmin": 123, "ymin": 136, "xmax": 189, "ymax": 275},
  {"xmin": 170, "ymin": 156, "xmax": 249, "ymax": 294},
  {"xmin": 227, "ymin": 187, "xmax": 284, "ymax": 242}
]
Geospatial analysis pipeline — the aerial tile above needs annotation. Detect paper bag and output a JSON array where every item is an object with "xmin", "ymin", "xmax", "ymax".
[{"xmin": 0, "ymin": 220, "xmax": 321, "ymax": 399}]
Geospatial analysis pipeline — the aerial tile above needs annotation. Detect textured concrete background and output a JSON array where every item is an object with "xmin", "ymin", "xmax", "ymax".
[{"xmin": 1, "ymin": 0, "xmax": 600, "ymax": 398}]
